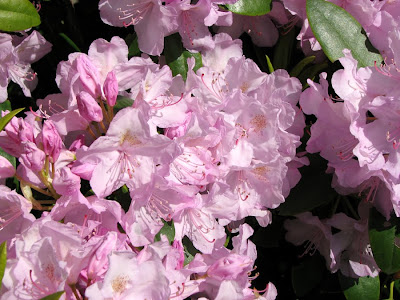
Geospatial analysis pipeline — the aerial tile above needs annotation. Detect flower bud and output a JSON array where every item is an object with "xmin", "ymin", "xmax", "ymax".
[
  {"xmin": 103, "ymin": 70, "xmax": 118, "ymax": 107},
  {"xmin": 77, "ymin": 91, "xmax": 103, "ymax": 123},
  {"xmin": 20, "ymin": 142, "xmax": 46, "ymax": 171},
  {"xmin": 76, "ymin": 55, "xmax": 101, "ymax": 98},
  {"xmin": 41, "ymin": 120, "xmax": 63, "ymax": 163}
]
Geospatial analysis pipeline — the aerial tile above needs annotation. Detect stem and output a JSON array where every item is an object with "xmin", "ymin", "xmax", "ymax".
[
  {"xmin": 20, "ymin": 181, "xmax": 43, "ymax": 210},
  {"xmin": 44, "ymin": 156, "xmax": 50, "ymax": 177},
  {"xmin": 99, "ymin": 97, "xmax": 110, "ymax": 124},
  {"xmin": 86, "ymin": 126, "xmax": 97, "ymax": 140},
  {"xmin": 51, "ymin": 162, "xmax": 55, "ymax": 179},
  {"xmin": 343, "ymin": 197, "xmax": 359, "ymax": 219},
  {"xmin": 38, "ymin": 170, "xmax": 60, "ymax": 199},
  {"xmin": 93, "ymin": 122, "xmax": 101, "ymax": 136},
  {"xmin": 330, "ymin": 196, "xmax": 340, "ymax": 217},
  {"xmin": 70, "ymin": 284, "xmax": 83, "ymax": 300},
  {"xmin": 389, "ymin": 280, "xmax": 394, "ymax": 300},
  {"xmin": 107, "ymin": 103, "xmax": 114, "ymax": 122},
  {"xmin": 15, "ymin": 175, "xmax": 52, "ymax": 197}
]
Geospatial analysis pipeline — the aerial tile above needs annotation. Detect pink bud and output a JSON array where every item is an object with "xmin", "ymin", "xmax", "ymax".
[
  {"xmin": 20, "ymin": 142, "xmax": 46, "ymax": 171},
  {"xmin": 4, "ymin": 114, "xmax": 35, "ymax": 144},
  {"xmin": 76, "ymin": 55, "xmax": 101, "ymax": 98},
  {"xmin": 103, "ymin": 70, "xmax": 118, "ymax": 107},
  {"xmin": 77, "ymin": 91, "xmax": 103, "ymax": 123},
  {"xmin": 41, "ymin": 120, "xmax": 63, "ymax": 163}
]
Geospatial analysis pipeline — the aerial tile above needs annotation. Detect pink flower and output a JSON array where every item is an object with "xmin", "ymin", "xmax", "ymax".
[
  {"xmin": 76, "ymin": 106, "xmax": 180, "ymax": 197},
  {"xmin": 99, "ymin": 0, "xmax": 177, "ymax": 55},
  {"xmin": 0, "ymin": 186, "xmax": 35, "ymax": 244},
  {"xmin": 0, "ymin": 31, "xmax": 52, "ymax": 102},
  {"xmin": 85, "ymin": 251, "xmax": 171, "ymax": 299}
]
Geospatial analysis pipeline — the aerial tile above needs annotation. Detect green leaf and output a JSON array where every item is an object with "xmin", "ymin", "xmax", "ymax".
[
  {"xmin": 0, "ymin": 107, "xmax": 24, "ymax": 132},
  {"xmin": 0, "ymin": 147, "xmax": 15, "ymax": 168},
  {"xmin": 290, "ymin": 56, "xmax": 316, "ymax": 77},
  {"xmin": 154, "ymin": 220, "xmax": 175, "ymax": 244},
  {"xmin": 306, "ymin": 0, "xmax": 382, "ymax": 68},
  {"xmin": 265, "ymin": 54, "xmax": 274, "ymax": 73},
  {"xmin": 369, "ymin": 208, "xmax": 400, "ymax": 274},
  {"xmin": 0, "ymin": 0, "xmax": 41, "ymax": 32},
  {"xmin": 0, "ymin": 100, "xmax": 11, "ymax": 112},
  {"xmin": 0, "ymin": 241, "xmax": 6, "ymax": 290},
  {"xmin": 297, "ymin": 62, "xmax": 329, "ymax": 89},
  {"xmin": 113, "ymin": 96, "xmax": 133, "ymax": 114},
  {"xmin": 278, "ymin": 154, "xmax": 336, "ymax": 216},
  {"xmin": 226, "ymin": 0, "xmax": 272, "ymax": 16},
  {"xmin": 125, "ymin": 33, "xmax": 140, "ymax": 58},
  {"xmin": 338, "ymin": 273, "xmax": 380, "ymax": 300},
  {"xmin": 164, "ymin": 34, "xmax": 202, "ymax": 80},
  {"xmin": 58, "ymin": 33, "xmax": 81, "ymax": 52},
  {"xmin": 182, "ymin": 236, "xmax": 199, "ymax": 266},
  {"xmin": 39, "ymin": 291, "xmax": 65, "ymax": 300},
  {"xmin": 0, "ymin": 101, "xmax": 15, "ymax": 168},
  {"xmin": 291, "ymin": 254, "xmax": 325, "ymax": 297},
  {"xmin": 272, "ymin": 29, "xmax": 296, "ymax": 70}
]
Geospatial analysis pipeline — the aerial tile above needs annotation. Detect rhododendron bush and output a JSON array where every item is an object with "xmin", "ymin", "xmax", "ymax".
[{"xmin": 1, "ymin": 0, "xmax": 400, "ymax": 299}]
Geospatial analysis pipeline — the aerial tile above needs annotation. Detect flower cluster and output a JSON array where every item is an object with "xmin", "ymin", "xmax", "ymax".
[
  {"xmin": 2, "ymin": 0, "xmax": 400, "ymax": 299},
  {"xmin": 0, "ymin": 28, "xmax": 305, "ymax": 298}
]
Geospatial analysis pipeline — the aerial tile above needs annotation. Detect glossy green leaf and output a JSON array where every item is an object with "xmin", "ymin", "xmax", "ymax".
[
  {"xmin": 339, "ymin": 273, "xmax": 380, "ymax": 300},
  {"xmin": 0, "ymin": 241, "xmax": 6, "ymax": 290},
  {"xmin": 306, "ymin": 0, "xmax": 382, "ymax": 68},
  {"xmin": 39, "ymin": 291, "xmax": 65, "ymax": 300},
  {"xmin": 0, "ymin": 107, "xmax": 24, "ymax": 132},
  {"xmin": 164, "ymin": 33, "xmax": 202, "ymax": 80},
  {"xmin": 155, "ymin": 220, "xmax": 175, "ymax": 244},
  {"xmin": 0, "ymin": 0, "xmax": 41, "ymax": 32},
  {"xmin": 291, "ymin": 254, "xmax": 325, "ymax": 297},
  {"xmin": 369, "ymin": 208, "xmax": 400, "ymax": 274},
  {"xmin": 226, "ymin": 0, "xmax": 272, "ymax": 16},
  {"xmin": 278, "ymin": 154, "xmax": 336, "ymax": 216}
]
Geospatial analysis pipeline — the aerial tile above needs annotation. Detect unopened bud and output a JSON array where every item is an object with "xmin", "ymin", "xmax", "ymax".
[
  {"xmin": 77, "ymin": 91, "xmax": 103, "ymax": 123},
  {"xmin": 103, "ymin": 70, "xmax": 118, "ymax": 107}
]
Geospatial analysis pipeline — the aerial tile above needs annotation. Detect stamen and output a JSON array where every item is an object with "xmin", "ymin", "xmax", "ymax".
[
  {"xmin": 358, "ymin": 177, "xmax": 380, "ymax": 203},
  {"xmin": 0, "ymin": 206, "xmax": 23, "ymax": 231},
  {"xmin": 117, "ymin": 2, "xmax": 152, "ymax": 26},
  {"xmin": 299, "ymin": 229, "xmax": 323, "ymax": 258},
  {"xmin": 149, "ymin": 93, "xmax": 184, "ymax": 109},
  {"xmin": 200, "ymin": 72, "xmax": 228, "ymax": 102},
  {"xmin": 188, "ymin": 208, "xmax": 216, "ymax": 243},
  {"xmin": 170, "ymin": 283, "xmax": 185, "ymax": 298},
  {"xmin": 332, "ymin": 137, "xmax": 358, "ymax": 161}
]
